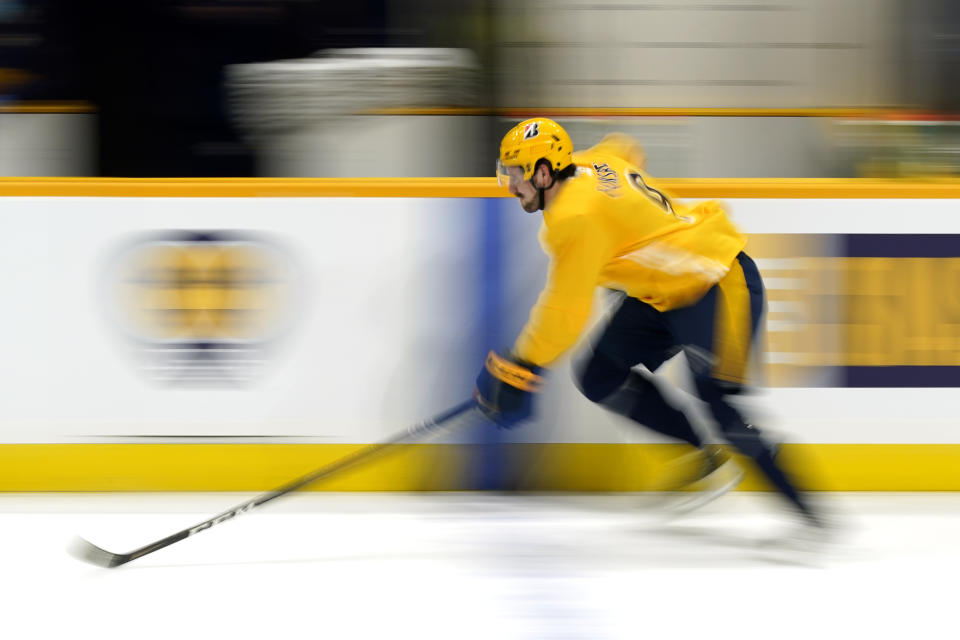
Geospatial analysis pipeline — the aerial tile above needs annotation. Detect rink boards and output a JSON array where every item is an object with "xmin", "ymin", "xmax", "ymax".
[{"xmin": 1, "ymin": 178, "xmax": 959, "ymax": 491}]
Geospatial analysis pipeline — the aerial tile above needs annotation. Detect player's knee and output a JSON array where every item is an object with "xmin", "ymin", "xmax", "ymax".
[{"xmin": 574, "ymin": 352, "xmax": 630, "ymax": 404}]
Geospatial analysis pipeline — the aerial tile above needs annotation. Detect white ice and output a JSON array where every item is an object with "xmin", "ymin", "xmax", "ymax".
[{"xmin": 1, "ymin": 492, "xmax": 957, "ymax": 640}]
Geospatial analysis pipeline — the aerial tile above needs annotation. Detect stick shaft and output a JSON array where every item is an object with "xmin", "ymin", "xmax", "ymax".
[{"xmin": 113, "ymin": 400, "xmax": 478, "ymax": 565}]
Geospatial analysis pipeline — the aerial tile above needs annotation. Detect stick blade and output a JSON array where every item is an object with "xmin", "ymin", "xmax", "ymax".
[{"xmin": 68, "ymin": 537, "xmax": 130, "ymax": 569}]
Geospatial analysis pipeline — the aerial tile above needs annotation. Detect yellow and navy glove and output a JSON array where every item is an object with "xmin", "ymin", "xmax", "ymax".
[{"xmin": 474, "ymin": 350, "xmax": 545, "ymax": 429}]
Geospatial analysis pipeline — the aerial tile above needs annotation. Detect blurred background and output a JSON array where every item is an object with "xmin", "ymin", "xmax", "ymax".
[
  {"xmin": 2, "ymin": 0, "xmax": 960, "ymax": 498},
  {"xmin": 3, "ymin": 0, "xmax": 960, "ymax": 179}
]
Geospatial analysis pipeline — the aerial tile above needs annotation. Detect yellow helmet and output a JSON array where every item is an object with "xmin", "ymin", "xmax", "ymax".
[{"xmin": 497, "ymin": 118, "xmax": 573, "ymax": 186}]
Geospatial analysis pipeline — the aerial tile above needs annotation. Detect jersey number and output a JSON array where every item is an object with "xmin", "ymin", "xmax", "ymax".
[{"xmin": 627, "ymin": 171, "xmax": 674, "ymax": 215}]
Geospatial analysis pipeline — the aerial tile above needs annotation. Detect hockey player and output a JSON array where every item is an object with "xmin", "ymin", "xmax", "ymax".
[{"xmin": 475, "ymin": 117, "xmax": 822, "ymax": 528}]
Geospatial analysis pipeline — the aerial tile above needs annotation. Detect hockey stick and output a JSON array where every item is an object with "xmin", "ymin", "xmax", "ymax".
[{"xmin": 69, "ymin": 399, "xmax": 479, "ymax": 568}]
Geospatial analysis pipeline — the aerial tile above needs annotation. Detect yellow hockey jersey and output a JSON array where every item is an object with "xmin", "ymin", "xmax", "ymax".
[{"xmin": 512, "ymin": 134, "xmax": 747, "ymax": 367}]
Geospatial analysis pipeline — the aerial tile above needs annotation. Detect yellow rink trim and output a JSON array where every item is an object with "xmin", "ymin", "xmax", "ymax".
[
  {"xmin": 4, "ymin": 177, "xmax": 960, "ymax": 199},
  {"xmin": 0, "ymin": 101, "xmax": 96, "ymax": 114},
  {"xmin": 2, "ymin": 443, "xmax": 959, "ymax": 492},
  {"xmin": 0, "ymin": 177, "xmax": 507, "ymax": 199},
  {"xmin": 0, "ymin": 444, "xmax": 473, "ymax": 492}
]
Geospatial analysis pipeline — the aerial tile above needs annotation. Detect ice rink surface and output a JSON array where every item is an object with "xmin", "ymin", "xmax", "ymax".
[{"xmin": 2, "ymin": 492, "xmax": 957, "ymax": 640}]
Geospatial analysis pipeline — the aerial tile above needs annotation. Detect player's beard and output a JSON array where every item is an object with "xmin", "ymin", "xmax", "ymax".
[{"xmin": 518, "ymin": 193, "xmax": 540, "ymax": 213}]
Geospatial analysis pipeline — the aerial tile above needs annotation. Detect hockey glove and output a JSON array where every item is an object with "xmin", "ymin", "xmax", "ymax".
[{"xmin": 475, "ymin": 350, "xmax": 545, "ymax": 429}]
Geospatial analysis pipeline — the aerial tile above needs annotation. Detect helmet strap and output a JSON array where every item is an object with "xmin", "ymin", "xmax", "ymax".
[{"xmin": 530, "ymin": 161, "xmax": 558, "ymax": 211}]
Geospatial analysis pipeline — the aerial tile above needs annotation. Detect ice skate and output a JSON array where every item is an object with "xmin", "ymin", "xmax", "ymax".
[{"xmin": 659, "ymin": 445, "xmax": 744, "ymax": 515}]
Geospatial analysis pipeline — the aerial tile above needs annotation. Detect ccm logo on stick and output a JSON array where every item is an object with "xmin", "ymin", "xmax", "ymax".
[{"xmin": 189, "ymin": 503, "xmax": 257, "ymax": 535}]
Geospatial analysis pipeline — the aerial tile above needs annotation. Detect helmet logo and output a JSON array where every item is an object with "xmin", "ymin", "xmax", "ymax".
[{"xmin": 523, "ymin": 122, "xmax": 540, "ymax": 140}]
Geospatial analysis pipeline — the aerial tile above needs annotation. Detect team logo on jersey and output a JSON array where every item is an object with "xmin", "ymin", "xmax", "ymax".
[
  {"xmin": 103, "ymin": 231, "xmax": 303, "ymax": 386},
  {"xmin": 523, "ymin": 122, "xmax": 540, "ymax": 140}
]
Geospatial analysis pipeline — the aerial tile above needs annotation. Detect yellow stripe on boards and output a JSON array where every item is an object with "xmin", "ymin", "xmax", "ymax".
[
  {"xmin": 0, "ymin": 101, "xmax": 96, "ymax": 114},
  {"xmin": 0, "ymin": 177, "xmax": 508, "ymax": 199},
  {"xmin": 0, "ymin": 444, "xmax": 472, "ymax": 492},
  {"xmin": 4, "ymin": 177, "xmax": 960, "ymax": 199},
  {"xmin": 3, "ymin": 443, "xmax": 960, "ymax": 491},
  {"xmin": 659, "ymin": 178, "xmax": 960, "ymax": 199},
  {"xmin": 474, "ymin": 443, "xmax": 960, "ymax": 492}
]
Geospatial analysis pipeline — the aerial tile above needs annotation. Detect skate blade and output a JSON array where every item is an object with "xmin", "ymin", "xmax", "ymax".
[{"xmin": 662, "ymin": 460, "xmax": 745, "ymax": 516}]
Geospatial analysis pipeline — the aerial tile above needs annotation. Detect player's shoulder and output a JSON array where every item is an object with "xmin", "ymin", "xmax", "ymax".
[
  {"xmin": 548, "ymin": 166, "xmax": 604, "ymax": 218},
  {"xmin": 574, "ymin": 133, "xmax": 646, "ymax": 170},
  {"xmin": 565, "ymin": 148, "xmax": 639, "ymax": 204}
]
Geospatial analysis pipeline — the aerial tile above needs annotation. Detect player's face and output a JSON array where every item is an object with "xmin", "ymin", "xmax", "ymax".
[{"xmin": 499, "ymin": 164, "xmax": 540, "ymax": 212}]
